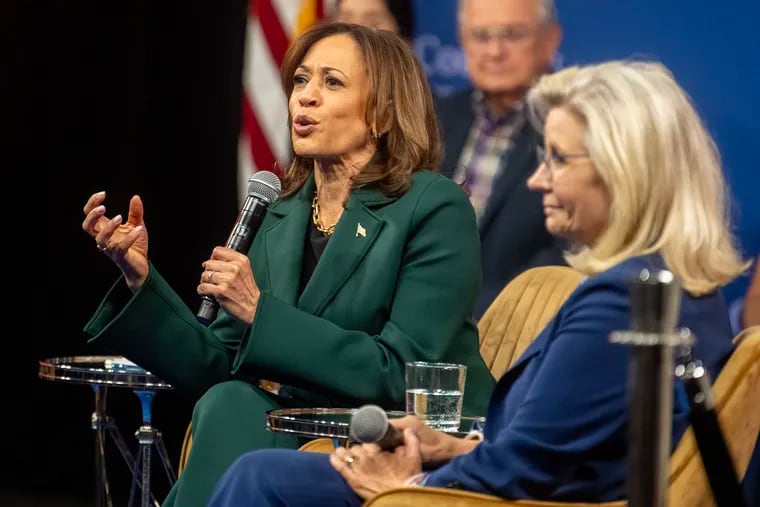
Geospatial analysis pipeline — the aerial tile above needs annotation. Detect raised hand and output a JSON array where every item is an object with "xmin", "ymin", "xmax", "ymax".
[{"xmin": 82, "ymin": 191, "xmax": 149, "ymax": 292}]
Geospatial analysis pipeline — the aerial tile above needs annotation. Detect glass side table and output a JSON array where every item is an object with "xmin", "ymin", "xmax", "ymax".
[
  {"xmin": 266, "ymin": 407, "xmax": 485, "ymax": 445},
  {"xmin": 39, "ymin": 355, "xmax": 175, "ymax": 507}
]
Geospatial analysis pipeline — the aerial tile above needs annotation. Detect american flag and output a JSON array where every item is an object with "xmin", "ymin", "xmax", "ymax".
[{"xmin": 237, "ymin": 0, "xmax": 332, "ymax": 202}]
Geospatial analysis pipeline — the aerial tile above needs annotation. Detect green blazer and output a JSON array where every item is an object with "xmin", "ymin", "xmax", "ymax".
[{"xmin": 85, "ymin": 170, "xmax": 494, "ymax": 416}]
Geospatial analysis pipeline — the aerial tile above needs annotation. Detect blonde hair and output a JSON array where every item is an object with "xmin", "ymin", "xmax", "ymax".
[
  {"xmin": 279, "ymin": 22, "xmax": 441, "ymax": 198},
  {"xmin": 526, "ymin": 61, "xmax": 748, "ymax": 295}
]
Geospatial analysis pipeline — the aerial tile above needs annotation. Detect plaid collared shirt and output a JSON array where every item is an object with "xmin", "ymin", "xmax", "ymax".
[{"xmin": 452, "ymin": 93, "xmax": 526, "ymax": 222}]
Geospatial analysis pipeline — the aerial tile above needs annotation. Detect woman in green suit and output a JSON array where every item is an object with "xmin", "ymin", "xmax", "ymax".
[{"xmin": 81, "ymin": 22, "xmax": 494, "ymax": 507}]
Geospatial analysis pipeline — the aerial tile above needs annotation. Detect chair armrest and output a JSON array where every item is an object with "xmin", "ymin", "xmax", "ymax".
[
  {"xmin": 298, "ymin": 437, "xmax": 336, "ymax": 453},
  {"xmin": 364, "ymin": 487, "xmax": 627, "ymax": 507}
]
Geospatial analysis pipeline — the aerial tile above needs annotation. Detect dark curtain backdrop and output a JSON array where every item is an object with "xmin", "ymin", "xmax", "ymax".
[{"xmin": 13, "ymin": 0, "xmax": 248, "ymax": 504}]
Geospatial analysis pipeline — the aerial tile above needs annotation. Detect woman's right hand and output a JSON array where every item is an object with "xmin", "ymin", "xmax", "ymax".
[
  {"xmin": 390, "ymin": 415, "xmax": 479, "ymax": 464},
  {"xmin": 82, "ymin": 191, "xmax": 149, "ymax": 292}
]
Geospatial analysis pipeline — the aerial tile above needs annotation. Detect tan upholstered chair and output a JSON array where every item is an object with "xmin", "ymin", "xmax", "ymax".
[
  {"xmin": 177, "ymin": 422, "xmax": 193, "ymax": 475},
  {"xmin": 363, "ymin": 326, "xmax": 760, "ymax": 507},
  {"xmin": 177, "ymin": 266, "xmax": 585, "ymax": 474},
  {"xmin": 477, "ymin": 266, "xmax": 583, "ymax": 379},
  {"xmin": 665, "ymin": 326, "xmax": 760, "ymax": 507}
]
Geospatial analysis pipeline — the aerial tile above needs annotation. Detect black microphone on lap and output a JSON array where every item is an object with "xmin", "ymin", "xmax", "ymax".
[
  {"xmin": 349, "ymin": 404, "xmax": 405, "ymax": 450},
  {"xmin": 196, "ymin": 171, "xmax": 282, "ymax": 326}
]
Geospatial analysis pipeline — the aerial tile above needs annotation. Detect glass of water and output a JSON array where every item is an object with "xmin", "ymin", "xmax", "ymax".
[{"xmin": 405, "ymin": 361, "xmax": 467, "ymax": 432}]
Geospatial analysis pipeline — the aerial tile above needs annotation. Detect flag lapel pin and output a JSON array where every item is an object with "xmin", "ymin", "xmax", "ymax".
[{"xmin": 356, "ymin": 223, "xmax": 366, "ymax": 238}]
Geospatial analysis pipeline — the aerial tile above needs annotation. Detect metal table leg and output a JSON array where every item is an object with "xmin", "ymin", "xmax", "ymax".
[
  {"xmin": 91, "ymin": 385, "xmax": 137, "ymax": 507},
  {"xmin": 128, "ymin": 389, "xmax": 176, "ymax": 507}
]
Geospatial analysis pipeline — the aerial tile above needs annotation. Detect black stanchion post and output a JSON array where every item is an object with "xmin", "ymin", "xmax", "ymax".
[
  {"xmin": 675, "ymin": 351, "xmax": 748, "ymax": 507},
  {"xmin": 610, "ymin": 269, "xmax": 684, "ymax": 507}
]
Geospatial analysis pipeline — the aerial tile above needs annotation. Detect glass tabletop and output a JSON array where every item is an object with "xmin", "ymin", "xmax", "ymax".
[
  {"xmin": 266, "ymin": 407, "xmax": 485, "ymax": 440},
  {"xmin": 38, "ymin": 355, "xmax": 173, "ymax": 390}
]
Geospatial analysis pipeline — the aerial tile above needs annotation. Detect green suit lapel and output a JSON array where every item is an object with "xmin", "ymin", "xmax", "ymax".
[
  {"xmin": 298, "ymin": 189, "xmax": 388, "ymax": 315},
  {"xmin": 262, "ymin": 175, "xmax": 398, "ymax": 315},
  {"xmin": 261, "ymin": 180, "xmax": 313, "ymax": 306}
]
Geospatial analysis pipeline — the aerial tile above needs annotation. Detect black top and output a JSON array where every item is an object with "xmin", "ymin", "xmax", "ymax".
[{"xmin": 298, "ymin": 219, "xmax": 331, "ymax": 296}]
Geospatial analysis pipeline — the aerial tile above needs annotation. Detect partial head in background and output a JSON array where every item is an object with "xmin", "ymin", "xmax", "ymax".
[
  {"xmin": 458, "ymin": 0, "xmax": 561, "ymax": 114},
  {"xmin": 333, "ymin": 0, "xmax": 415, "ymax": 41},
  {"xmin": 526, "ymin": 60, "xmax": 748, "ymax": 295},
  {"xmin": 279, "ymin": 22, "xmax": 441, "ymax": 197}
]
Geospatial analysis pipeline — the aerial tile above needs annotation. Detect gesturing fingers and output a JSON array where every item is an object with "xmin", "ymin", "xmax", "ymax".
[
  {"xmin": 126, "ymin": 195, "xmax": 145, "ymax": 227},
  {"xmin": 94, "ymin": 214, "xmax": 123, "ymax": 252},
  {"xmin": 83, "ymin": 191, "xmax": 106, "ymax": 216},
  {"xmin": 82, "ymin": 204, "xmax": 107, "ymax": 235},
  {"xmin": 82, "ymin": 191, "xmax": 117, "ymax": 250}
]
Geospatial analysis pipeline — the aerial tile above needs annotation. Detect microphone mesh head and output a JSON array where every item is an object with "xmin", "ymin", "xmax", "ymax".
[
  {"xmin": 248, "ymin": 171, "xmax": 282, "ymax": 204},
  {"xmin": 349, "ymin": 404, "xmax": 389, "ymax": 443}
]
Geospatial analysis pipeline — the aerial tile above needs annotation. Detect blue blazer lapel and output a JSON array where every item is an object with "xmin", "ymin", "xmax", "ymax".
[
  {"xmin": 478, "ymin": 122, "xmax": 540, "ymax": 235},
  {"xmin": 298, "ymin": 186, "xmax": 393, "ymax": 316},
  {"xmin": 493, "ymin": 321, "xmax": 553, "ymax": 395}
]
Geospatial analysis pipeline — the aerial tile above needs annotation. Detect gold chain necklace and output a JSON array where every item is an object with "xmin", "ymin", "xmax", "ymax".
[{"xmin": 312, "ymin": 193, "xmax": 336, "ymax": 236}]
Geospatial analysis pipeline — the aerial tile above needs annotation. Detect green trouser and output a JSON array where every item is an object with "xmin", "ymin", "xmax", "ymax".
[{"xmin": 161, "ymin": 380, "xmax": 310, "ymax": 507}]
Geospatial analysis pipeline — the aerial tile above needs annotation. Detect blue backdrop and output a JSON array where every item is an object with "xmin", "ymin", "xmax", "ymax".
[{"xmin": 411, "ymin": 0, "xmax": 760, "ymax": 306}]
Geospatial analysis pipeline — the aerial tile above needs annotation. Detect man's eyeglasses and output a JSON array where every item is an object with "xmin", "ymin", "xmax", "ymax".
[
  {"xmin": 536, "ymin": 146, "xmax": 590, "ymax": 177},
  {"xmin": 467, "ymin": 25, "xmax": 536, "ymax": 46}
]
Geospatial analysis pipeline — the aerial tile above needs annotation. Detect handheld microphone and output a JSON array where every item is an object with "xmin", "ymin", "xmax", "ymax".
[
  {"xmin": 349, "ymin": 404, "xmax": 405, "ymax": 450},
  {"xmin": 196, "ymin": 171, "xmax": 282, "ymax": 325}
]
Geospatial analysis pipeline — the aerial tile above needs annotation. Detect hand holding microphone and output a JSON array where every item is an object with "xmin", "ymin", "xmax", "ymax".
[
  {"xmin": 334, "ymin": 405, "xmax": 423, "ymax": 497},
  {"xmin": 349, "ymin": 404, "xmax": 406, "ymax": 450},
  {"xmin": 196, "ymin": 171, "xmax": 282, "ymax": 325},
  {"xmin": 349, "ymin": 404, "xmax": 476, "ymax": 465}
]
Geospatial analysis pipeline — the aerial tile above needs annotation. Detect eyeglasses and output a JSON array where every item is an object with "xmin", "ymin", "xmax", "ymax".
[
  {"xmin": 536, "ymin": 145, "xmax": 590, "ymax": 178},
  {"xmin": 467, "ymin": 25, "xmax": 536, "ymax": 46}
]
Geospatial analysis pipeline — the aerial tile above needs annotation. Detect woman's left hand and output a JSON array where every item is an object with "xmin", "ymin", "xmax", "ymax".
[
  {"xmin": 199, "ymin": 246, "xmax": 261, "ymax": 324},
  {"xmin": 329, "ymin": 428, "xmax": 424, "ymax": 500}
]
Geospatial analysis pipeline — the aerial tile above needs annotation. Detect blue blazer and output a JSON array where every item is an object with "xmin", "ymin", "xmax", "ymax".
[
  {"xmin": 425, "ymin": 255, "xmax": 735, "ymax": 501},
  {"xmin": 434, "ymin": 89, "xmax": 567, "ymax": 318}
]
